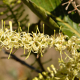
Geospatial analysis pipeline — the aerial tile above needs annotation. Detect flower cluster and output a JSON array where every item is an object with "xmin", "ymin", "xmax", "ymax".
[
  {"xmin": 1, "ymin": 21, "xmax": 80, "ymax": 80},
  {"xmin": 33, "ymin": 34, "xmax": 80, "ymax": 80},
  {"xmin": 0, "ymin": 21, "xmax": 55, "ymax": 59},
  {"xmin": 1, "ymin": 21, "xmax": 80, "ymax": 61}
]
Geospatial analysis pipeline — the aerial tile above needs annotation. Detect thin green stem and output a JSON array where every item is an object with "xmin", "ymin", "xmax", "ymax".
[{"xmin": 7, "ymin": 5, "xmax": 18, "ymax": 26}]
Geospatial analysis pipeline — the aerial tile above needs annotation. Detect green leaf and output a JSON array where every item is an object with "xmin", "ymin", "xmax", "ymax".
[
  {"xmin": 22, "ymin": 0, "xmax": 59, "ymax": 31},
  {"xmin": 22, "ymin": 0, "xmax": 80, "ymax": 37},
  {"xmin": 31, "ymin": 0, "xmax": 61, "ymax": 12},
  {"xmin": 58, "ymin": 15, "xmax": 80, "ymax": 37}
]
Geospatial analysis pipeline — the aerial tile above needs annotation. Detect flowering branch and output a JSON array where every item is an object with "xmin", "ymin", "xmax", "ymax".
[{"xmin": 1, "ymin": 20, "xmax": 80, "ymax": 79}]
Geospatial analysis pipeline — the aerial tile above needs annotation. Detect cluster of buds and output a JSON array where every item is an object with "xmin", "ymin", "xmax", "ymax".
[
  {"xmin": 33, "ymin": 64, "xmax": 57, "ymax": 80},
  {"xmin": 3, "ymin": 0, "xmax": 21, "ymax": 5},
  {"xmin": 62, "ymin": 0, "xmax": 80, "ymax": 15}
]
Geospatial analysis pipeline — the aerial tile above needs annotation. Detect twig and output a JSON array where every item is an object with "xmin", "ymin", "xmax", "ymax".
[
  {"xmin": 62, "ymin": 0, "xmax": 80, "ymax": 15},
  {"xmin": 3, "ymin": 51, "xmax": 42, "ymax": 73},
  {"xmin": 32, "ymin": 52, "xmax": 45, "ymax": 71}
]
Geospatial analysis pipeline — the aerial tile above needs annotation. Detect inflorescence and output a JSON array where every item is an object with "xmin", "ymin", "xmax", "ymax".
[
  {"xmin": 1, "ymin": 20, "xmax": 80, "ymax": 79},
  {"xmin": 33, "ymin": 32, "xmax": 80, "ymax": 79},
  {"xmin": 1, "ymin": 21, "xmax": 80, "ymax": 59}
]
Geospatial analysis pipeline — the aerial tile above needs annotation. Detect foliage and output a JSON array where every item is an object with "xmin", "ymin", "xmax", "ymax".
[
  {"xmin": 0, "ymin": 0, "xmax": 29, "ymax": 31},
  {"xmin": 22, "ymin": 0, "xmax": 80, "ymax": 37}
]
